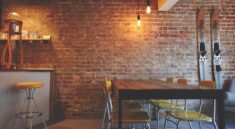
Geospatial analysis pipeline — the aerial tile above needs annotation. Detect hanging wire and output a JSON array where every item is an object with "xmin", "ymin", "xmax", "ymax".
[
  {"xmin": 146, "ymin": 0, "xmax": 151, "ymax": 14},
  {"xmin": 138, "ymin": 0, "xmax": 140, "ymax": 14},
  {"xmin": 202, "ymin": 0, "xmax": 205, "ymax": 9},
  {"xmin": 137, "ymin": 0, "xmax": 141, "ymax": 27}
]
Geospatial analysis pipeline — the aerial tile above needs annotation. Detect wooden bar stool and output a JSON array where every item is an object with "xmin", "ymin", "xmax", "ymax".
[{"xmin": 13, "ymin": 82, "xmax": 47, "ymax": 129}]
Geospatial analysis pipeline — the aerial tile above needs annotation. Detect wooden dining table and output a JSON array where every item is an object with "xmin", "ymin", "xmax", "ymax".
[{"xmin": 112, "ymin": 80, "xmax": 225, "ymax": 129}]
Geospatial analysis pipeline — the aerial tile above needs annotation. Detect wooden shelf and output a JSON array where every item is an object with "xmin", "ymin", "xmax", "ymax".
[
  {"xmin": 0, "ymin": 39, "xmax": 51, "ymax": 43},
  {"xmin": 0, "ymin": 67, "xmax": 55, "ymax": 72},
  {"xmin": 3, "ymin": 31, "xmax": 22, "ymax": 35}
]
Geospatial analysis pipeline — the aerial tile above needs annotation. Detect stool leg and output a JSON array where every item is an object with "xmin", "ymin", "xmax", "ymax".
[
  {"xmin": 24, "ymin": 97, "xmax": 29, "ymax": 129},
  {"xmin": 9, "ymin": 117, "xmax": 16, "ymax": 129},
  {"xmin": 11, "ymin": 90, "xmax": 29, "ymax": 129},
  {"xmin": 28, "ymin": 88, "xmax": 33, "ymax": 129},
  {"xmin": 18, "ymin": 94, "xmax": 29, "ymax": 129},
  {"xmin": 23, "ymin": 88, "xmax": 31, "ymax": 129},
  {"xmin": 32, "ymin": 98, "xmax": 47, "ymax": 129},
  {"xmin": 32, "ymin": 89, "xmax": 47, "ymax": 129}
]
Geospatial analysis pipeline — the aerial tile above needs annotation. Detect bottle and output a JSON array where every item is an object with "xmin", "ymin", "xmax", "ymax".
[{"xmin": 12, "ymin": 63, "xmax": 17, "ymax": 70}]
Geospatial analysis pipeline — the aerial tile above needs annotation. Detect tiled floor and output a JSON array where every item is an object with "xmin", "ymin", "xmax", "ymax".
[{"xmin": 34, "ymin": 117, "xmax": 235, "ymax": 129}]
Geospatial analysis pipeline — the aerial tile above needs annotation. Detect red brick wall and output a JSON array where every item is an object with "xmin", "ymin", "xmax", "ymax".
[{"xmin": 1, "ymin": 0, "xmax": 235, "ymax": 118}]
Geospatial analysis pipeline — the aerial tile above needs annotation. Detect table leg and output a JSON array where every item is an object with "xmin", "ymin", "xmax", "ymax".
[
  {"xmin": 217, "ymin": 92, "xmax": 225, "ymax": 129},
  {"xmin": 118, "ymin": 98, "xmax": 122, "ymax": 129}
]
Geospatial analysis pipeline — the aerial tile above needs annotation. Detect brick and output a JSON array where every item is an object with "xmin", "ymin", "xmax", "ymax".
[{"xmin": 0, "ymin": 0, "xmax": 235, "ymax": 118}]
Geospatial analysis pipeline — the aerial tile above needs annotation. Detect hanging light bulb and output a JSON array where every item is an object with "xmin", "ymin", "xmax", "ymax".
[
  {"xmin": 137, "ymin": 13, "xmax": 141, "ymax": 27},
  {"xmin": 146, "ymin": 0, "xmax": 151, "ymax": 14},
  {"xmin": 146, "ymin": 5, "xmax": 151, "ymax": 14}
]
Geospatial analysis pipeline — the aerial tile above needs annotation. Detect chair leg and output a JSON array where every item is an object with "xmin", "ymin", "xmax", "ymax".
[
  {"xmin": 164, "ymin": 115, "xmax": 167, "ymax": 129},
  {"xmin": 131, "ymin": 123, "xmax": 134, "ymax": 128},
  {"xmin": 188, "ymin": 121, "xmax": 193, "ymax": 129},
  {"xmin": 147, "ymin": 122, "xmax": 150, "ymax": 129},
  {"xmin": 144, "ymin": 122, "xmax": 150, "ymax": 129},
  {"xmin": 144, "ymin": 123, "xmax": 146, "ymax": 129},
  {"xmin": 199, "ymin": 121, "xmax": 202, "ymax": 129},
  {"xmin": 163, "ymin": 113, "xmax": 167, "ymax": 128},
  {"xmin": 24, "ymin": 118, "xmax": 28, "ymax": 129},
  {"xmin": 213, "ymin": 121, "xmax": 218, "ymax": 129},
  {"xmin": 157, "ymin": 108, "xmax": 160, "ymax": 129},
  {"xmin": 128, "ymin": 123, "xmax": 131, "ymax": 128},
  {"xmin": 148, "ymin": 104, "xmax": 152, "ymax": 118},
  {"xmin": 176, "ymin": 120, "xmax": 180, "ymax": 129},
  {"xmin": 102, "ymin": 107, "xmax": 107, "ymax": 128},
  {"xmin": 107, "ymin": 121, "xmax": 111, "ymax": 129}
]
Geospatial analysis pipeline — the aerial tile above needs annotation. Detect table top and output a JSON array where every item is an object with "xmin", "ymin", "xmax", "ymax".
[
  {"xmin": 112, "ymin": 80, "xmax": 219, "ymax": 99},
  {"xmin": 113, "ymin": 80, "xmax": 209, "ymax": 91}
]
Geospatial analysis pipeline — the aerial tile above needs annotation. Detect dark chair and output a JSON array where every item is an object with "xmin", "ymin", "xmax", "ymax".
[{"xmin": 223, "ymin": 79, "xmax": 235, "ymax": 113}]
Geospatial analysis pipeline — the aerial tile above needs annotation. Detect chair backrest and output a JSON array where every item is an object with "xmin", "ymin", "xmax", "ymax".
[
  {"xmin": 105, "ymin": 80, "xmax": 112, "ymax": 95},
  {"xmin": 198, "ymin": 80, "xmax": 216, "ymax": 120},
  {"xmin": 104, "ymin": 80, "xmax": 114, "ymax": 120},
  {"xmin": 177, "ymin": 78, "xmax": 187, "ymax": 85},
  {"xmin": 222, "ymin": 79, "xmax": 235, "ymax": 112},
  {"xmin": 177, "ymin": 78, "xmax": 188, "ymax": 109},
  {"xmin": 166, "ymin": 77, "xmax": 173, "ymax": 82},
  {"xmin": 103, "ymin": 80, "xmax": 112, "ymax": 102},
  {"xmin": 199, "ymin": 80, "xmax": 216, "ymax": 89},
  {"xmin": 224, "ymin": 79, "xmax": 235, "ymax": 95}
]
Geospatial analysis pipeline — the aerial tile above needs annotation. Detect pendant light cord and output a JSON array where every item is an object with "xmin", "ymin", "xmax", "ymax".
[{"xmin": 137, "ymin": 0, "xmax": 140, "ymax": 14}]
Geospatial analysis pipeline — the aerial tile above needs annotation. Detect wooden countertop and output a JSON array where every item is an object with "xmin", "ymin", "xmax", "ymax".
[{"xmin": 0, "ymin": 68, "xmax": 55, "ymax": 72}]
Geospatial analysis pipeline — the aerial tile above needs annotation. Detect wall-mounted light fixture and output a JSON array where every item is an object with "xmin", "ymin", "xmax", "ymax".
[{"xmin": 146, "ymin": 0, "xmax": 151, "ymax": 14}]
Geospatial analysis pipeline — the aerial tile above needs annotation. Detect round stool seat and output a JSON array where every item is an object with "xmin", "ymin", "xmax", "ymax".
[{"xmin": 16, "ymin": 82, "xmax": 44, "ymax": 89}]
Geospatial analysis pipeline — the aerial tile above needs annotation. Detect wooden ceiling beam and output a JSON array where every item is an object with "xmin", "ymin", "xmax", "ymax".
[{"xmin": 158, "ymin": 0, "xmax": 179, "ymax": 11}]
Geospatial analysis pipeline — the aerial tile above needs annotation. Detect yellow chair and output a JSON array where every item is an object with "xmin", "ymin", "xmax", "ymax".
[
  {"xmin": 166, "ymin": 77, "xmax": 174, "ymax": 82},
  {"xmin": 164, "ymin": 80, "xmax": 218, "ymax": 129},
  {"xmin": 177, "ymin": 78, "xmax": 187, "ymax": 85},
  {"xmin": 13, "ymin": 82, "xmax": 47, "ymax": 129},
  {"xmin": 149, "ymin": 78, "xmax": 186, "ymax": 129},
  {"xmin": 102, "ymin": 80, "xmax": 143, "ymax": 128},
  {"xmin": 199, "ymin": 80, "xmax": 215, "ymax": 89},
  {"xmin": 105, "ymin": 80, "xmax": 142, "ymax": 109},
  {"xmin": 176, "ymin": 78, "xmax": 188, "ymax": 108},
  {"xmin": 104, "ymin": 84, "xmax": 151, "ymax": 129},
  {"xmin": 173, "ymin": 78, "xmax": 188, "ymax": 105}
]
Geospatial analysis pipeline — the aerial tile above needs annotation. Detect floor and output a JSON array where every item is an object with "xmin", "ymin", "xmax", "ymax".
[
  {"xmin": 34, "ymin": 117, "xmax": 235, "ymax": 129},
  {"xmin": 45, "ymin": 119, "xmax": 102, "ymax": 129}
]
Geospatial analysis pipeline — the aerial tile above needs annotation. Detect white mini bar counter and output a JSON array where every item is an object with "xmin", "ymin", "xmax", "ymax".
[{"xmin": 0, "ymin": 68, "xmax": 54, "ymax": 129}]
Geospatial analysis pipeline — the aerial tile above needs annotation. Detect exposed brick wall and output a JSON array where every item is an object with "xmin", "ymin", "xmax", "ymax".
[{"xmin": 0, "ymin": 0, "xmax": 235, "ymax": 118}]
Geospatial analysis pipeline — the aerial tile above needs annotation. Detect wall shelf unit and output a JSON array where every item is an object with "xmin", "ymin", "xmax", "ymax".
[{"xmin": 0, "ymin": 38, "xmax": 51, "ymax": 43}]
